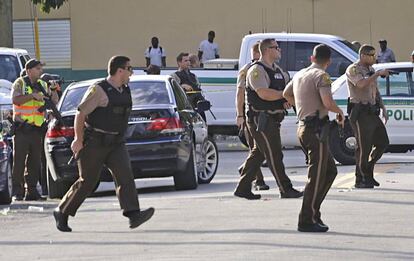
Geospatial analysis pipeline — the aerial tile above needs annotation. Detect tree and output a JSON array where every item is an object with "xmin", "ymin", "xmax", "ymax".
[
  {"xmin": 0, "ymin": 0, "xmax": 13, "ymax": 47},
  {"xmin": 31, "ymin": 0, "xmax": 67, "ymax": 13}
]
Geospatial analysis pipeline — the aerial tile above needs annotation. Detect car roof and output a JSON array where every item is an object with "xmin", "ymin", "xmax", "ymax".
[
  {"xmin": 243, "ymin": 32, "xmax": 344, "ymax": 41},
  {"xmin": 0, "ymin": 47, "xmax": 29, "ymax": 55},
  {"xmin": 373, "ymin": 62, "xmax": 414, "ymax": 70},
  {"xmin": 66, "ymin": 74, "xmax": 172, "ymax": 90}
]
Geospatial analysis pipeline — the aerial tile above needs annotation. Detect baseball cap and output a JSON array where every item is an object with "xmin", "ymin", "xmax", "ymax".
[{"xmin": 25, "ymin": 59, "xmax": 45, "ymax": 70}]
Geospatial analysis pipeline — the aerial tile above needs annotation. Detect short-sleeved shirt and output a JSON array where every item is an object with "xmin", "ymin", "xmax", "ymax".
[
  {"xmin": 285, "ymin": 63, "xmax": 332, "ymax": 120},
  {"xmin": 144, "ymin": 46, "xmax": 166, "ymax": 67},
  {"xmin": 78, "ymin": 81, "xmax": 126, "ymax": 116},
  {"xmin": 246, "ymin": 60, "xmax": 288, "ymax": 91},
  {"xmin": 377, "ymin": 48, "xmax": 396, "ymax": 63},
  {"xmin": 198, "ymin": 40, "xmax": 219, "ymax": 63},
  {"xmin": 236, "ymin": 63, "xmax": 251, "ymax": 90},
  {"xmin": 346, "ymin": 61, "xmax": 377, "ymax": 104},
  {"xmin": 11, "ymin": 77, "xmax": 51, "ymax": 123}
]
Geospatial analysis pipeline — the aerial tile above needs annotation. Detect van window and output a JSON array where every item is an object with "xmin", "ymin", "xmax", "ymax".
[
  {"xmin": 291, "ymin": 42, "xmax": 352, "ymax": 77},
  {"xmin": 378, "ymin": 69, "xmax": 414, "ymax": 97},
  {"xmin": 0, "ymin": 55, "xmax": 20, "ymax": 82}
]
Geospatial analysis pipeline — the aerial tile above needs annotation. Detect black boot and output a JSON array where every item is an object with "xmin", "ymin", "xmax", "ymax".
[
  {"xmin": 128, "ymin": 208, "xmax": 155, "ymax": 229},
  {"xmin": 298, "ymin": 222, "xmax": 329, "ymax": 232},
  {"xmin": 53, "ymin": 208, "xmax": 72, "ymax": 232},
  {"xmin": 253, "ymin": 180, "xmax": 270, "ymax": 191},
  {"xmin": 280, "ymin": 188, "xmax": 304, "ymax": 198},
  {"xmin": 234, "ymin": 190, "xmax": 261, "ymax": 200}
]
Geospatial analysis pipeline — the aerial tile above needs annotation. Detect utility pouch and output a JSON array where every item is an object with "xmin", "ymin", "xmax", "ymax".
[{"xmin": 256, "ymin": 111, "xmax": 269, "ymax": 132}]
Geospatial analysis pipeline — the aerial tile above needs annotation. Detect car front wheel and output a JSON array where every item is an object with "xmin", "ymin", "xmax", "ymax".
[{"xmin": 329, "ymin": 121, "xmax": 356, "ymax": 165}]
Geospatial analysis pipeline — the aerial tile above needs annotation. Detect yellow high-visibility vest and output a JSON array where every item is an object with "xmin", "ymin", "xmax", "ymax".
[{"xmin": 13, "ymin": 78, "xmax": 48, "ymax": 127}]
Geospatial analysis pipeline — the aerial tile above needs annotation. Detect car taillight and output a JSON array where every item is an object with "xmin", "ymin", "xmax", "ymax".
[
  {"xmin": 146, "ymin": 117, "xmax": 184, "ymax": 133},
  {"xmin": 46, "ymin": 126, "xmax": 75, "ymax": 138}
]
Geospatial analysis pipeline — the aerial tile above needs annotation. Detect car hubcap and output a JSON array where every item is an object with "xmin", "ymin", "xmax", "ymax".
[
  {"xmin": 198, "ymin": 139, "xmax": 217, "ymax": 181},
  {"xmin": 345, "ymin": 136, "xmax": 356, "ymax": 150}
]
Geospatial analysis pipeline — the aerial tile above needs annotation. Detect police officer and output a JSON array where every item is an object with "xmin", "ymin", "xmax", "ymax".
[
  {"xmin": 172, "ymin": 52, "xmax": 206, "ymax": 121},
  {"xmin": 346, "ymin": 45, "xmax": 390, "ymax": 188},
  {"xmin": 284, "ymin": 44, "xmax": 345, "ymax": 232},
  {"xmin": 11, "ymin": 59, "xmax": 59, "ymax": 201},
  {"xmin": 53, "ymin": 56, "xmax": 154, "ymax": 232},
  {"xmin": 235, "ymin": 42, "xmax": 269, "ymax": 191},
  {"xmin": 234, "ymin": 38, "xmax": 303, "ymax": 200}
]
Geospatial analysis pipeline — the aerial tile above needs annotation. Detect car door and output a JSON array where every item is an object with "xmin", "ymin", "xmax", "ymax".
[
  {"xmin": 169, "ymin": 79, "xmax": 207, "ymax": 144},
  {"xmin": 378, "ymin": 66, "xmax": 414, "ymax": 145}
]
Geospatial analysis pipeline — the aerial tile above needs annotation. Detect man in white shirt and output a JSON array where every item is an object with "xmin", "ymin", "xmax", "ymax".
[
  {"xmin": 198, "ymin": 31, "xmax": 220, "ymax": 66},
  {"xmin": 144, "ymin": 37, "xmax": 166, "ymax": 67}
]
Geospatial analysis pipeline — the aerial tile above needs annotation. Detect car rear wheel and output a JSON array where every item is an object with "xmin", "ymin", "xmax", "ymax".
[
  {"xmin": 329, "ymin": 121, "xmax": 356, "ymax": 165},
  {"xmin": 174, "ymin": 142, "xmax": 198, "ymax": 190},
  {"xmin": 0, "ymin": 161, "xmax": 12, "ymax": 205},
  {"xmin": 47, "ymin": 169, "xmax": 73, "ymax": 199},
  {"xmin": 198, "ymin": 136, "xmax": 219, "ymax": 184}
]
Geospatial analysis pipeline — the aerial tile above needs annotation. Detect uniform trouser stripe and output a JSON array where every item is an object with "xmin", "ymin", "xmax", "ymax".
[
  {"xmin": 355, "ymin": 121, "xmax": 367, "ymax": 179},
  {"xmin": 310, "ymin": 141, "xmax": 324, "ymax": 223},
  {"xmin": 298, "ymin": 126, "xmax": 337, "ymax": 225}
]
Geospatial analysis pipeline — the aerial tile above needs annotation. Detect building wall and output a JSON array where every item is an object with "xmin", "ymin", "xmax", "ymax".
[{"xmin": 13, "ymin": 0, "xmax": 414, "ymax": 70}]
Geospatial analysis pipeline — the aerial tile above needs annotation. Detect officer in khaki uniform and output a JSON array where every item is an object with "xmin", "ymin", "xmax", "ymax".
[
  {"xmin": 235, "ymin": 42, "xmax": 270, "ymax": 191},
  {"xmin": 284, "ymin": 44, "xmax": 344, "ymax": 232},
  {"xmin": 53, "ymin": 56, "xmax": 154, "ymax": 232},
  {"xmin": 346, "ymin": 45, "xmax": 390, "ymax": 188},
  {"xmin": 11, "ymin": 59, "xmax": 59, "ymax": 201},
  {"xmin": 234, "ymin": 38, "xmax": 303, "ymax": 200}
]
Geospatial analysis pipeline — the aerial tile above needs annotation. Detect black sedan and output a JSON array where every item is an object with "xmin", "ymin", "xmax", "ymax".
[{"xmin": 45, "ymin": 75, "xmax": 218, "ymax": 198}]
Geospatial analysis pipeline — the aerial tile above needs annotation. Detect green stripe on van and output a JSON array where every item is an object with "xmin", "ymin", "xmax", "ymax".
[
  {"xmin": 335, "ymin": 99, "xmax": 414, "ymax": 106},
  {"xmin": 199, "ymin": 77, "xmax": 237, "ymax": 84}
]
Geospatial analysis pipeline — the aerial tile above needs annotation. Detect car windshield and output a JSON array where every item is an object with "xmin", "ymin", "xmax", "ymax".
[
  {"xmin": 336, "ymin": 40, "xmax": 359, "ymax": 59},
  {"xmin": 60, "ymin": 80, "xmax": 172, "ymax": 112},
  {"xmin": 0, "ymin": 55, "xmax": 21, "ymax": 83}
]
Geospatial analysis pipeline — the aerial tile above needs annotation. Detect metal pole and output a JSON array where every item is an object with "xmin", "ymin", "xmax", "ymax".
[{"xmin": 33, "ymin": 5, "xmax": 41, "ymax": 59}]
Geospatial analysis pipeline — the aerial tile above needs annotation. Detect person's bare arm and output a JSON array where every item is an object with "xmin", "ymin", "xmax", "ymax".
[{"xmin": 256, "ymin": 88, "xmax": 284, "ymax": 101}]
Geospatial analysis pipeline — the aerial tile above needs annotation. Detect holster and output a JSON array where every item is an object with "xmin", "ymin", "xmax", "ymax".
[
  {"xmin": 302, "ymin": 114, "xmax": 330, "ymax": 143},
  {"xmin": 256, "ymin": 111, "xmax": 269, "ymax": 132}
]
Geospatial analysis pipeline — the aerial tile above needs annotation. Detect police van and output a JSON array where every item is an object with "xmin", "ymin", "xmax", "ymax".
[{"xmin": 329, "ymin": 62, "xmax": 414, "ymax": 164}]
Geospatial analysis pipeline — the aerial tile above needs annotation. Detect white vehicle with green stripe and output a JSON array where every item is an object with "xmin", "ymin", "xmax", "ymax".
[
  {"xmin": 136, "ymin": 33, "xmax": 359, "ymax": 139},
  {"xmin": 329, "ymin": 62, "xmax": 414, "ymax": 164}
]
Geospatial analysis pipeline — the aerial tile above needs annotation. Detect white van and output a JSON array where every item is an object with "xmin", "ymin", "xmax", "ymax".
[{"xmin": 329, "ymin": 62, "xmax": 414, "ymax": 164}]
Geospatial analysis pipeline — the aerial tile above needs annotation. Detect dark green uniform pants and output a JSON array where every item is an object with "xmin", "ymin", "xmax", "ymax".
[
  {"xmin": 59, "ymin": 133, "xmax": 140, "ymax": 217},
  {"xmin": 12, "ymin": 127, "xmax": 43, "ymax": 196},
  {"xmin": 298, "ymin": 125, "xmax": 337, "ymax": 225},
  {"xmin": 236, "ymin": 113, "xmax": 293, "ymax": 194},
  {"xmin": 238, "ymin": 123, "xmax": 265, "ymax": 182},
  {"xmin": 350, "ymin": 111, "xmax": 389, "ymax": 184}
]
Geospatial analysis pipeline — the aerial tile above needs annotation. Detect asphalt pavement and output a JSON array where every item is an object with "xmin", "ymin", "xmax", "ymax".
[{"xmin": 1, "ymin": 143, "xmax": 413, "ymax": 261}]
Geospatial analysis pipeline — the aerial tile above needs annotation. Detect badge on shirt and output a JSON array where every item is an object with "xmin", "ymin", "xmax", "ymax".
[
  {"xmin": 252, "ymin": 70, "xmax": 259, "ymax": 79},
  {"xmin": 274, "ymin": 73, "xmax": 284, "ymax": 80}
]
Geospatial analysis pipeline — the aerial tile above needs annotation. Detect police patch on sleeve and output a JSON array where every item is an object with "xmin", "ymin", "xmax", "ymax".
[
  {"xmin": 85, "ymin": 85, "xmax": 97, "ymax": 98},
  {"xmin": 322, "ymin": 73, "xmax": 332, "ymax": 85}
]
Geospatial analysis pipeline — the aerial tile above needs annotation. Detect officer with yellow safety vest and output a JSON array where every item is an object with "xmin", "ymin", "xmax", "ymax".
[{"xmin": 11, "ymin": 59, "xmax": 59, "ymax": 201}]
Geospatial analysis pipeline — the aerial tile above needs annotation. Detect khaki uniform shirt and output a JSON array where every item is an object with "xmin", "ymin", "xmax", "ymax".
[
  {"xmin": 246, "ymin": 60, "xmax": 289, "ymax": 91},
  {"xmin": 11, "ymin": 77, "xmax": 58, "ymax": 123},
  {"xmin": 285, "ymin": 64, "xmax": 332, "ymax": 121},
  {"xmin": 346, "ymin": 61, "xmax": 379, "ymax": 105}
]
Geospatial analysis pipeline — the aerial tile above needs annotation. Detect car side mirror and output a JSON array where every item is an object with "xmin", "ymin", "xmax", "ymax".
[{"xmin": 197, "ymin": 100, "xmax": 211, "ymax": 112}]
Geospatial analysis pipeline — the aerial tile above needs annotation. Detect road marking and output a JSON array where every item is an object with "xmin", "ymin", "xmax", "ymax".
[{"xmin": 333, "ymin": 164, "xmax": 397, "ymax": 189}]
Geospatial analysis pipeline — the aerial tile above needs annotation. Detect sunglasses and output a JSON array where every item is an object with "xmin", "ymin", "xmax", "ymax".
[
  {"xmin": 123, "ymin": 66, "xmax": 133, "ymax": 72},
  {"xmin": 268, "ymin": 46, "xmax": 281, "ymax": 50}
]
